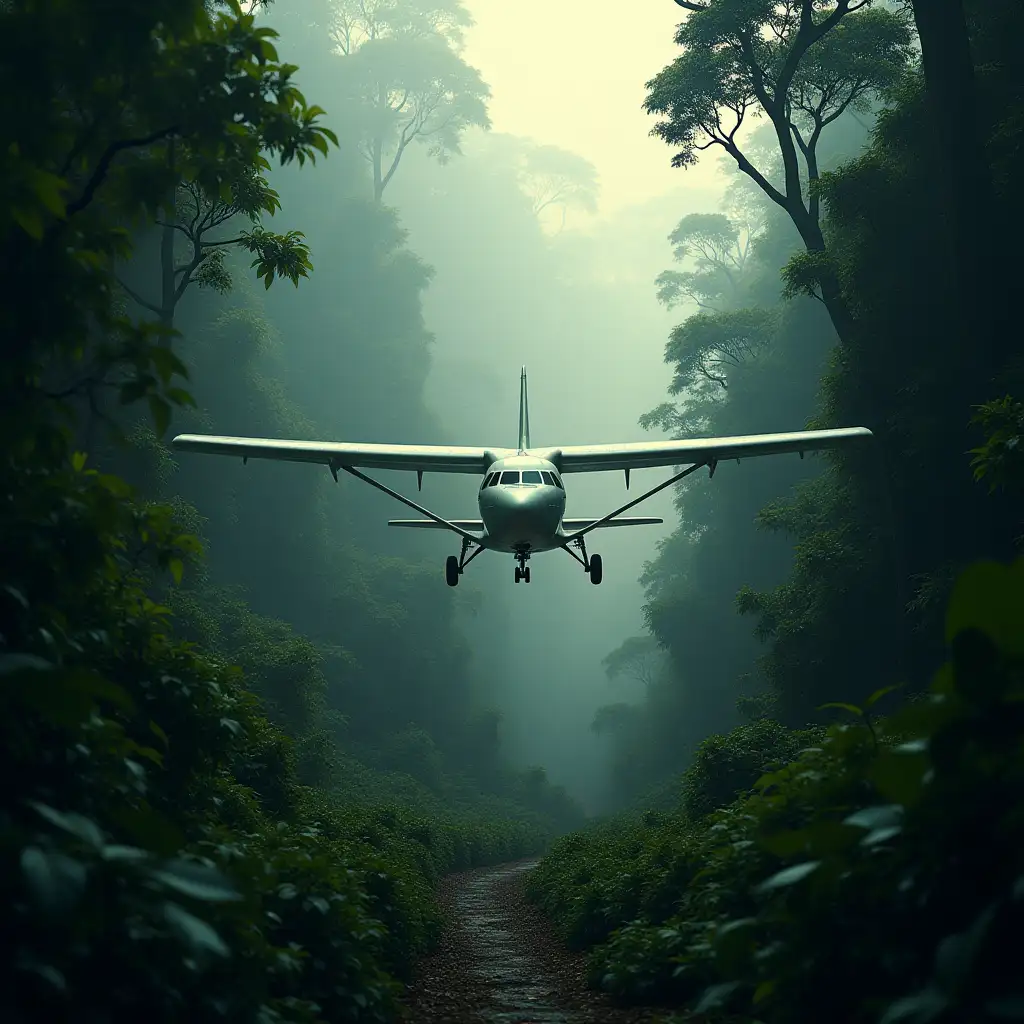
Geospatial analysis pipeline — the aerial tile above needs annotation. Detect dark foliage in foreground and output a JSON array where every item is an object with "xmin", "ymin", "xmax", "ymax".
[{"xmin": 529, "ymin": 559, "xmax": 1024, "ymax": 1023}]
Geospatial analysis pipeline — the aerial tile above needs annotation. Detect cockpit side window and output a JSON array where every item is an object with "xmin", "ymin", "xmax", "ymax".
[
  {"xmin": 551, "ymin": 473, "xmax": 563, "ymax": 489},
  {"xmin": 487, "ymin": 472, "xmax": 500, "ymax": 487},
  {"xmin": 521, "ymin": 470, "xmax": 542, "ymax": 484},
  {"xmin": 499, "ymin": 471, "xmax": 520, "ymax": 485},
  {"xmin": 540, "ymin": 471, "xmax": 553, "ymax": 485}
]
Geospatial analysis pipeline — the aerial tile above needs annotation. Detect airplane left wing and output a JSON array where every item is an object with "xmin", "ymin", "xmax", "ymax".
[
  {"xmin": 171, "ymin": 434, "xmax": 512, "ymax": 474},
  {"xmin": 534, "ymin": 426, "xmax": 873, "ymax": 474},
  {"xmin": 389, "ymin": 519, "xmax": 485, "ymax": 531}
]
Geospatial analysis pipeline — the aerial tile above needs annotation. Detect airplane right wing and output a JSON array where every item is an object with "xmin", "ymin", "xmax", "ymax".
[
  {"xmin": 533, "ymin": 426, "xmax": 873, "ymax": 474},
  {"xmin": 560, "ymin": 517, "xmax": 663, "ymax": 531}
]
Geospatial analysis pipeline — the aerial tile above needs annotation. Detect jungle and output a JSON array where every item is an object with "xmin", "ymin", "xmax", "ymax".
[{"xmin": 2, "ymin": 1, "xmax": 1022, "ymax": 1022}]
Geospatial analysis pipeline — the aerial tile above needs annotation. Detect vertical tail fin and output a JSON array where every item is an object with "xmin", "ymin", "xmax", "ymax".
[{"xmin": 518, "ymin": 366, "xmax": 531, "ymax": 451}]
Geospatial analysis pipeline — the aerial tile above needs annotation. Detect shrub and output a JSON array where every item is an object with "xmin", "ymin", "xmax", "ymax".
[{"xmin": 529, "ymin": 559, "xmax": 1024, "ymax": 1022}]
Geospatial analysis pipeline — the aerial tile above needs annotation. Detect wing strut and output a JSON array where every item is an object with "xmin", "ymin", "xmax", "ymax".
[
  {"xmin": 562, "ymin": 461, "xmax": 708, "ymax": 542},
  {"xmin": 332, "ymin": 460, "xmax": 486, "ymax": 545}
]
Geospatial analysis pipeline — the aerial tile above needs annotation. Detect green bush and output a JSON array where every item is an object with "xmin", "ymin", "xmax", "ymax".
[
  {"xmin": 680, "ymin": 718, "xmax": 825, "ymax": 820},
  {"xmin": 529, "ymin": 559, "xmax": 1024, "ymax": 1022}
]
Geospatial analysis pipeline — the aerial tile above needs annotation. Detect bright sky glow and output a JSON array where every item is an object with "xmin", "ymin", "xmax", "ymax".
[{"xmin": 461, "ymin": 0, "xmax": 729, "ymax": 220}]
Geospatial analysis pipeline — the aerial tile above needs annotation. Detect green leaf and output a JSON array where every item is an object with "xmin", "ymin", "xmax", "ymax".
[
  {"xmin": 694, "ymin": 981, "xmax": 742, "ymax": 1013},
  {"xmin": 755, "ymin": 860, "xmax": 821, "ymax": 894},
  {"xmin": 150, "ymin": 720, "xmax": 170, "ymax": 749},
  {"xmin": 865, "ymin": 684, "xmax": 900, "ymax": 708},
  {"xmin": 71, "ymin": 451, "xmax": 88, "ymax": 471},
  {"xmin": 163, "ymin": 901, "xmax": 231, "ymax": 958},
  {"xmin": 0, "ymin": 653, "xmax": 53, "ymax": 675},
  {"xmin": 843, "ymin": 804, "xmax": 904, "ymax": 831},
  {"xmin": 880, "ymin": 989, "xmax": 949, "ymax": 1024},
  {"xmin": 945, "ymin": 559, "xmax": 1024, "ymax": 657},
  {"xmin": 21, "ymin": 847, "xmax": 88, "ymax": 913},
  {"xmin": 101, "ymin": 845, "xmax": 151, "ymax": 864},
  {"xmin": 29, "ymin": 803, "xmax": 105, "ymax": 849},
  {"xmin": 934, "ymin": 903, "xmax": 998, "ymax": 996},
  {"xmin": 150, "ymin": 860, "xmax": 243, "ymax": 902},
  {"xmin": 818, "ymin": 701, "xmax": 863, "ymax": 717},
  {"xmin": 12, "ymin": 204, "xmax": 45, "ymax": 240},
  {"xmin": 168, "ymin": 558, "xmax": 184, "ymax": 585}
]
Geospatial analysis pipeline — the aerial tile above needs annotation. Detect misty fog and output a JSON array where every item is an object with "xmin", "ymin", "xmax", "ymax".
[{"xmin": 241, "ymin": 0, "xmax": 809, "ymax": 812}]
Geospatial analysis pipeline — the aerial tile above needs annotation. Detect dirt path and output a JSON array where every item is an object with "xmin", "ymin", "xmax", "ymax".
[{"xmin": 401, "ymin": 859, "xmax": 672, "ymax": 1023}]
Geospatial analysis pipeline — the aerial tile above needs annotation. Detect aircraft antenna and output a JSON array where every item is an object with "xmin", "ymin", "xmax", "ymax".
[{"xmin": 518, "ymin": 366, "xmax": 531, "ymax": 451}]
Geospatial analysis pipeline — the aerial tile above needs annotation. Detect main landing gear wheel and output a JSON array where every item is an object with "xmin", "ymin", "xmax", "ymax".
[
  {"xmin": 445, "ymin": 554, "xmax": 460, "ymax": 587},
  {"xmin": 589, "ymin": 553, "xmax": 603, "ymax": 585},
  {"xmin": 514, "ymin": 566, "xmax": 532, "ymax": 584}
]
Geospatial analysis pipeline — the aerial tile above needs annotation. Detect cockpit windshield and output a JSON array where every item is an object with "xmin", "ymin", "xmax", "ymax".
[
  {"xmin": 521, "ymin": 470, "xmax": 542, "ymax": 484},
  {"xmin": 499, "ymin": 471, "xmax": 520, "ymax": 485}
]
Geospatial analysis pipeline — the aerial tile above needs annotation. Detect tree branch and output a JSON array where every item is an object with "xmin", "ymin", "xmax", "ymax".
[
  {"xmin": 63, "ymin": 126, "xmax": 179, "ymax": 220},
  {"xmin": 116, "ymin": 276, "xmax": 162, "ymax": 315},
  {"xmin": 201, "ymin": 235, "xmax": 245, "ymax": 248}
]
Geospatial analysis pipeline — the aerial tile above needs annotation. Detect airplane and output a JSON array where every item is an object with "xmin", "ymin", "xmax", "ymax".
[{"xmin": 171, "ymin": 368, "xmax": 873, "ymax": 587}]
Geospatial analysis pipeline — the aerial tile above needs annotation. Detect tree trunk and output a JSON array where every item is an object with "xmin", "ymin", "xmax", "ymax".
[
  {"xmin": 372, "ymin": 136, "xmax": 384, "ymax": 202},
  {"xmin": 911, "ymin": 0, "xmax": 1002, "ymax": 388},
  {"xmin": 159, "ymin": 220, "xmax": 176, "ymax": 330}
]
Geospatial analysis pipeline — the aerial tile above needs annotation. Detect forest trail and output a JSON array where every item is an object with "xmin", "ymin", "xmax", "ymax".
[{"xmin": 402, "ymin": 859, "xmax": 668, "ymax": 1023}]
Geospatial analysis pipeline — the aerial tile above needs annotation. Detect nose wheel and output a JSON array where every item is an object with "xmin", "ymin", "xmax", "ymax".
[{"xmin": 514, "ymin": 550, "xmax": 531, "ymax": 583}]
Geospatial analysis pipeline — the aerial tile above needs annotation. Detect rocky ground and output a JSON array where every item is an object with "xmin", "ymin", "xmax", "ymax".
[{"xmin": 400, "ymin": 859, "xmax": 678, "ymax": 1024}]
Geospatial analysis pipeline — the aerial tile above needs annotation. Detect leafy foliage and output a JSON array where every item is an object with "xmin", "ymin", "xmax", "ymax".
[{"xmin": 530, "ymin": 558, "xmax": 1024, "ymax": 1023}]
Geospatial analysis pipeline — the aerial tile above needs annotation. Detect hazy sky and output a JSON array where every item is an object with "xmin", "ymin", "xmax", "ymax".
[{"xmin": 461, "ymin": 0, "xmax": 728, "ymax": 219}]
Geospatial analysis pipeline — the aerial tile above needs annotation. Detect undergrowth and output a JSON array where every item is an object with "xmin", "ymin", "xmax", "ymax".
[
  {"xmin": 1, "ymin": 458, "xmax": 552, "ymax": 1023},
  {"xmin": 528, "ymin": 559, "xmax": 1024, "ymax": 1023}
]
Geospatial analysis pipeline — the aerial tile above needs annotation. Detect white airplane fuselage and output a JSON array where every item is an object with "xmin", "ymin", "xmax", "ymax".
[{"xmin": 476, "ymin": 454, "xmax": 567, "ymax": 553}]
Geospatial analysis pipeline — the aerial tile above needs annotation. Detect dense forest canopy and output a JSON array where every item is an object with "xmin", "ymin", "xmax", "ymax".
[{"xmin": 4, "ymin": 0, "xmax": 1024, "ymax": 1020}]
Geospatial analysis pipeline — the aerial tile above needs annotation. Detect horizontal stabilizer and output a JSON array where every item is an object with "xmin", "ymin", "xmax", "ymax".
[
  {"xmin": 562, "ymin": 517, "xmax": 663, "ymax": 531},
  {"xmin": 389, "ymin": 519, "xmax": 485, "ymax": 531}
]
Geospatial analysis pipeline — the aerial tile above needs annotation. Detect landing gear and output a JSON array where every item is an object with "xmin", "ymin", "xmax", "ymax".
[
  {"xmin": 563, "ymin": 535, "xmax": 603, "ymax": 584},
  {"xmin": 446, "ymin": 555, "xmax": 460, "ymax": 587},
  {"xmin": 446, "ymin": 536, "xmax": 485, "ymax": 587},
  {"xmin": 514, "ymin": 550, "xmax": 531, "ymax": 583}
]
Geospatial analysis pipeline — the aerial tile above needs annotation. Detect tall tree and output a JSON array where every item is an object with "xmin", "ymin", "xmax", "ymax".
[
  {"xmin": 910, "ymin": 0, "xmax": 1005, "ymax": 387},
  {"xmin": 119, "ymin": 165, "xmax": 316, "ymax": 328},
  {"xmin": 327, "ymin": 0, "xmax": 490, "ymax": 201},
  {"xmin": 518, "ymin": 144, "xmax": 599, "ymax": 232},
  {"xmin": 648, "ymin": 0, "xmax": 913, "ymax": 349},
  {"xmin": 655, "ymin": 212, "xmax": 753, "ymax": 311}
]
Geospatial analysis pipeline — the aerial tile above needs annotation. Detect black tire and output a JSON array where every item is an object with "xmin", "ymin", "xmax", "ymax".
[
  {"xmin": 524, "ymin": 567, "xmax": 531, "ymax": 584},
  {"xmin": 446, "ymin": 555, "xmax": 460, "ymax": 587},
  {"xmin": 589, "ymin": 553, "xmax": 603, "ymax": 585},
  {"xmin": 514, "ymin": 566, "xmax": 521, "ymax": 583}
]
